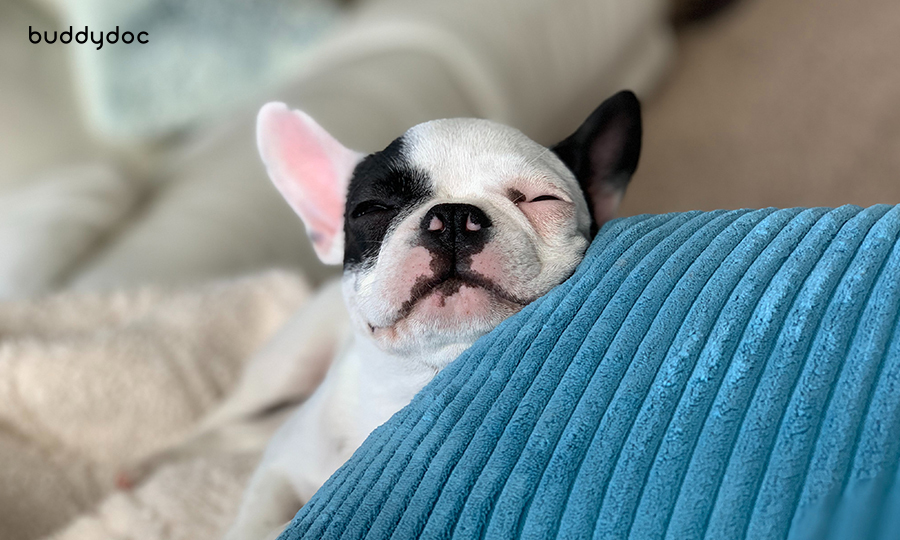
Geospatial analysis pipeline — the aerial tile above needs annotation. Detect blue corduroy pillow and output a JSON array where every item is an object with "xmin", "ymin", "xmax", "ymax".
[{"xmin": 280, "ymin": 205, "xmax": 900, "ymax": 540}]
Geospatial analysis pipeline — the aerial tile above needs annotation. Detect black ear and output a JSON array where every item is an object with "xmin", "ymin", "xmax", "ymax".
[{"xmin": 551, "ymin": 90, "xmax": 642, "ymax": 232}]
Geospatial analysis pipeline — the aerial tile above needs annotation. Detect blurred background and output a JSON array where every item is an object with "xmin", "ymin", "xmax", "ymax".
[
  {"xmin": 2, "ymin": 0, "xmax": 900, "ymax": 538},
  {"xmin": 1, "ymin": 0, "xmax": 899, "ymax": 299}
]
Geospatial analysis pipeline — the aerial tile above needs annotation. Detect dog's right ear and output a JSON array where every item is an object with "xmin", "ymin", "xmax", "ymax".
[{"xmin": 257, "ymin": 103, "xmax": 364, "ymax": 265}]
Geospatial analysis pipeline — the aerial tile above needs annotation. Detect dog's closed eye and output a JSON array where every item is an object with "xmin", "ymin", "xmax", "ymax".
[
  {"xmin": 351, "ymin": 201, "xmax": 396, "ymax": 218},
  {"xmin": 529, "ymin": 195, "xmax": 562, "ymax": 202},
  {"xmin": 509, "ymin": 190, "xmax": 564, "ymax": 206},
  {"xmin": 506, "ymin": 187, "xmax": 574, "ymax": 235}
]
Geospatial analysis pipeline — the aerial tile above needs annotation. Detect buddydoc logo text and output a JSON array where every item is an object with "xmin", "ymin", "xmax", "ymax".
[{"xmin": 30, "ymin": 26, "xmax": 148, "ymax": 50}]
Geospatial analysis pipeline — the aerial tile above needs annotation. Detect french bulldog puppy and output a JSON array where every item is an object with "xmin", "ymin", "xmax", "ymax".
[
  {"xmin": 222, "ymin": 90, "xmax": 641, "ymax": 539},
  {"xmin": 122, "ymin": 90, "xmax": 641, "ymax": 540}
]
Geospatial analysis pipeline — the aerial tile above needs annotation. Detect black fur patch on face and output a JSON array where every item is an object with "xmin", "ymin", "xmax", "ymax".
[{"xmin": 343, "ymin": 136, "xmax": 433, "ymax": 268}]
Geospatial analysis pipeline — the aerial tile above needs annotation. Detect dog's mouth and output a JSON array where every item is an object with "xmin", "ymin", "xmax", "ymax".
[{"xmin": 367, "ymin": 271, "xmax": 530, "ymax": 334}]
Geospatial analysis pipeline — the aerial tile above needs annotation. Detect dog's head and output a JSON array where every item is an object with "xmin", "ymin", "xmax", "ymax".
[{"xmin": 258, "ymin": 91, "xmax": 641, "ymax": 365}]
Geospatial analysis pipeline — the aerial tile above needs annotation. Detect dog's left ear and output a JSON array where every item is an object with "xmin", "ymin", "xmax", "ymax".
[
  {"xmin": 257, "ymin": 102, "xmax": 364, "ymax": 265},
  {"xmin": 551, "ymin": 90, "xmax": 642, "ymax": 231}
]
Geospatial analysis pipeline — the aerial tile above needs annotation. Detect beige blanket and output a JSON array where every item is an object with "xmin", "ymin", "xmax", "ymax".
[{"xmin": 0, "ymin": 271, "xmax": 311, "ymax": 540}]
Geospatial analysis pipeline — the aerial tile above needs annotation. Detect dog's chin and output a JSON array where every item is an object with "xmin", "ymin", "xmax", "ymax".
[{"xmin": 368, "ymin": 281, "xmax": 524, "ymax": 356}]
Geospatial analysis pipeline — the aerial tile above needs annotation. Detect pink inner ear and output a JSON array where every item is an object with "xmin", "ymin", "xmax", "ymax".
[
  {"xmin": 258, "ymin": 103, "xmax": 361, "ymax": 263},
  {"xmin": 271, "ymin": 112, "xmax": 344, "ymax": 240}
]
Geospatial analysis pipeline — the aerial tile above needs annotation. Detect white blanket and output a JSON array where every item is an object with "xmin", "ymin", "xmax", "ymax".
[{"xmin": 0, "ymin": 271, "xmax": 310, "ymax": 540}]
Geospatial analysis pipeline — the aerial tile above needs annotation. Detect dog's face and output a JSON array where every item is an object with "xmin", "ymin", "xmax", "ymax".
[{"xmin": 258, "ymin": 92, "xmax": 641, "ymax": 365}]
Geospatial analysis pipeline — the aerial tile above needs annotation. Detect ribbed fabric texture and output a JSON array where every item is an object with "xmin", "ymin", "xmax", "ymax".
[{"xmin": 280, "ymin": 206, "xmax": 900, "ymax": 540}]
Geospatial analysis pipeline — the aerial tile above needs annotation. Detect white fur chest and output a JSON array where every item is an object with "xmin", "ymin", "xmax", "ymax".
[{"xmin": 268, "ymin": 332, "xmax": 443, "ymax": 501}]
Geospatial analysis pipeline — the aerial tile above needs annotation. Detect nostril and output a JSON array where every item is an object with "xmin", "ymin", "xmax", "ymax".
[
  {"xmin": 463, "ymin": 205, "xmax": 491, "ymax": 231},
  {"xmin": 428, "ymin": 216, "xmax": 444, "ymax": 232}
]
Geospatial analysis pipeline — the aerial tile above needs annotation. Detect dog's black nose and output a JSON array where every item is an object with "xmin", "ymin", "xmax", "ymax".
[{"xmin": 421, "ymin": 203, "xmax": 492, "ymax": 254}]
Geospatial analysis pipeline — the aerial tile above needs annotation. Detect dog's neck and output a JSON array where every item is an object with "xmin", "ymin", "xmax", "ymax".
[
  {"xmin": 348, "ymin": 328, "xmax": 471, "ymax": 436},
  {"xmin": 352, "ymin": 328, "xmax": 470, "ymax": 386}
]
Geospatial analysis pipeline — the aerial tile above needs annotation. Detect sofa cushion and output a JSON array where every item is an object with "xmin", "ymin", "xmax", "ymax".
[{"xmin": 282, "ymin": 205, "xmax": 900, "ymax": 540}]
